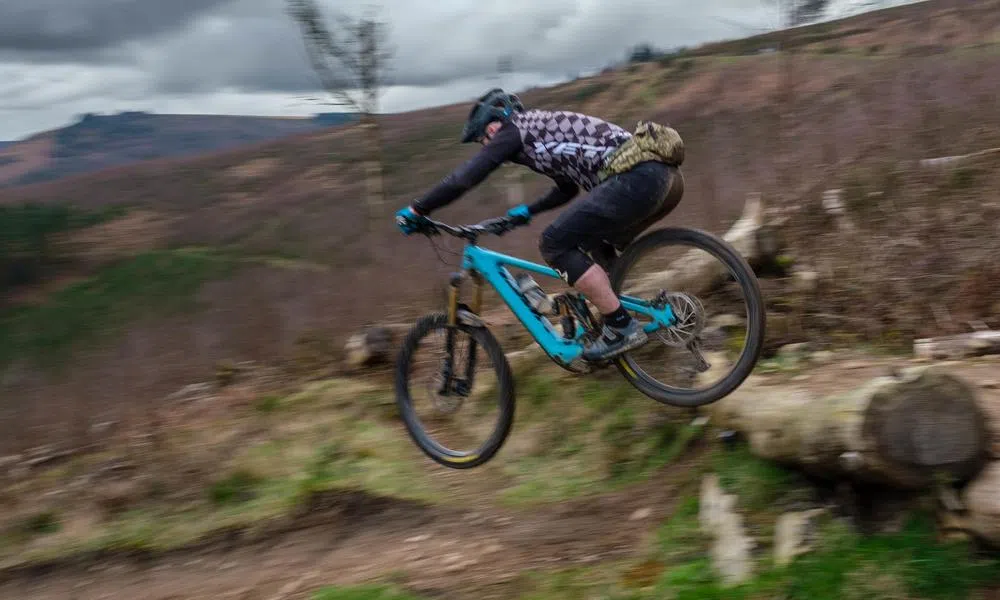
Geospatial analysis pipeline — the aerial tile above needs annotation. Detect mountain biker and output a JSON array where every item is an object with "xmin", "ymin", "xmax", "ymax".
[{"xmin": 396, "ymin": 88, "xmax": 685, "ymax": 361}]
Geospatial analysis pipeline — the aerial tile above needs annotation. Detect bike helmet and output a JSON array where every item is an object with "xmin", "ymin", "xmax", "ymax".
[{"xmin": 461, "ymin": 88, "xmax": 525, "ymax": 143}]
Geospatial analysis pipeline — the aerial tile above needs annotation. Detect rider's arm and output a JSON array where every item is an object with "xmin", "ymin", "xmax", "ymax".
[
  {"xmin": 526, "ymin": 177, "xmax": 579, "ymax": 215},
  {"xmin": 412, "ymin": 122, "xmax": 522, "ymax": 215}
]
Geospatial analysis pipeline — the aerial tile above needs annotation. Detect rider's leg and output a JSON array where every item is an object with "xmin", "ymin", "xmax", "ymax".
[
  {"xmin": 573, "ymin": 264, "xmax": 620, "ymax": 314},
  {"xmin": 539, "ymin": 161, "xmax": 679, "ymax": 360}
]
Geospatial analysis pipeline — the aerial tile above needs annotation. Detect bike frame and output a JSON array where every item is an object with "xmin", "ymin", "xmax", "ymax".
[{"xmin": 454, "ymin": 243, "xmax": 677, "ymax": 367}]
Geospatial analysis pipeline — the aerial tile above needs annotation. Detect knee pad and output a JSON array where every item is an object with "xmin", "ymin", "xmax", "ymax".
[{"xmin": 538, "ymin": 225, "xmax": 563, "ymax": 266}]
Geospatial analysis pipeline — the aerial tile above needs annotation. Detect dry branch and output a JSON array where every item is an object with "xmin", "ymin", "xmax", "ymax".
[{"xmin": 918, "ymin": 146, "xmax": 1000, "ymax": 169}]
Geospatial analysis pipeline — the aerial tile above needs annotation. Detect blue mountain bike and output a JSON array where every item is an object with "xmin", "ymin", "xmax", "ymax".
[{"xmin": 394, "ymin": 215, "xmax": 765, "ymax": 469}]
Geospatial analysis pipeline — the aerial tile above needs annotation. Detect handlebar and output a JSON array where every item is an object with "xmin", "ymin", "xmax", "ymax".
[{"xmin": 416, "ymin": 215, "xmax": 527, "ymax": 241}]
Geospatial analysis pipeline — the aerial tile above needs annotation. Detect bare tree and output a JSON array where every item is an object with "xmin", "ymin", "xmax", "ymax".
[
  {"xmin": 761, "ymin": 0, "xmax": 832, "ymax": 28},
  {"xmin": 489, "ymin": 56, "xmax": 524, "ymax": 208},
  {"xmin": 756, "ymin": 0, "xmax": 813, "ymax": 206},
  {"xmin": 787, "ymin": 0, "xmax": 832, "ymax": 26},
  {"xmin": 286, "ymin": 0, "xmax": 393, "ymax": 228}
]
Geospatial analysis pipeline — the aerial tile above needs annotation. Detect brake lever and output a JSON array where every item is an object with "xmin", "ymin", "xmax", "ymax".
[{"xmin": 483, "ymin": 218, "xmax": 514, "ymax": 236}]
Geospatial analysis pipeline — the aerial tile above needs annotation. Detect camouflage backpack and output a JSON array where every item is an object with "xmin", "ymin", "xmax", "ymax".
[{"xmin": 598, "ymin": 120, "xmax": 684, "ymax": 181}]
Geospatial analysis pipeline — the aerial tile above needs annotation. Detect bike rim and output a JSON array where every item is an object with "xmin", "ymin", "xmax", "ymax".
[
  {"xmin": 402, "ymin": 324, "xmax": 506, "ymax": 460},
  {"xmin": 615, "ymin": 239, "xmax": 757, "ymax": 395}
]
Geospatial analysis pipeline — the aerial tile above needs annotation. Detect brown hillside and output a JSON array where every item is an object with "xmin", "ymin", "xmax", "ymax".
[
  {"xmin": 0, "ymin": 113, "xmax": 353, "ymax": 187},
  {"xmin": 0, "ymin": 136, "xmax": 53, "ymax": 183},
  {"xmin": 1, "ymin": 0, "xmax": 999, "ymax": 454}
]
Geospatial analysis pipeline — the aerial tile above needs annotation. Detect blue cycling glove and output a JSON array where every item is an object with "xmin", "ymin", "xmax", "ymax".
[
  {"xmin": 507, "ymin": 204, "xmax": 531, "ymax": 225},
  {"xmin": 395, "ymin": 206, "xmax": 429, "ymax": 235}
]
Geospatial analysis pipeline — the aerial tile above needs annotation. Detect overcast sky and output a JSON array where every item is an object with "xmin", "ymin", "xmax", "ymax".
[{"xmin": 0, "ymin": 0, "xmax": 917, "ymax": 140}]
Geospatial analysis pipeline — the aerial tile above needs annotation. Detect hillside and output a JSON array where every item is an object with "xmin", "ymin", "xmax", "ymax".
[
  {"xmin": 1, "ymin": 0, "xmax": 999, "ymax": 456},
  {"xmin": 0, "ymin": 111, "xmax": 354, "ymax": 187}
]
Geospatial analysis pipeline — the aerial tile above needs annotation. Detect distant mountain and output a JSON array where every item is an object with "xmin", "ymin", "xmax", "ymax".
[{"xmin": 0, "ymin": 111, "xmax": 355, "ymax": 187}]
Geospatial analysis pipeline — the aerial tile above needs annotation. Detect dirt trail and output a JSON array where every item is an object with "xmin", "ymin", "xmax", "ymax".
[
  {"xmin": 0, "ymin": 452, "xmax": 703, "ymax": 600},
  {"xmin": 2, "ymin": 354, "xmax": 997, "ymax": 600}
]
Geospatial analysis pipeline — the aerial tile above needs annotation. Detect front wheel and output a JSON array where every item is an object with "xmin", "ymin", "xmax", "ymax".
[
  {"xmin": 394, "ymin": 313, "xmax": 515, "ymax": 469},
  {"xmin": 609, "ymin": 227, "xmax": 765, "ymax": 408}
]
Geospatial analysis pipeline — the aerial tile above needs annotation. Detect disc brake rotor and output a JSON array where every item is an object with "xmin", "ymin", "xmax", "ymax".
[{"xmin": 654, "ymin": 292, "xmax": 706, "ymax": 348}]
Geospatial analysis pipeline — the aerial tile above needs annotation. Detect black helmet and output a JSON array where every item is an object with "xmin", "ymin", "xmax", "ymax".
[{"xmin": 461, "ymin": 88, "xmax": 524, "ymax": 143}]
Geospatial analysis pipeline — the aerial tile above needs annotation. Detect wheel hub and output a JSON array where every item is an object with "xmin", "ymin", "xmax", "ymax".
[{"xmin": 428, "ymin": 370, "xmax": 466, "ymax": 414}]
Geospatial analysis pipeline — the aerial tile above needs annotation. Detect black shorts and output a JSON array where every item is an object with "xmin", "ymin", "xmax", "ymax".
[{"xmin": 538, "ymin": 161, "xmax": 683, "ymax": 285}]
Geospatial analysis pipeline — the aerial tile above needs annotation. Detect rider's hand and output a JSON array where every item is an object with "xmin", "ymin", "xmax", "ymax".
[
  {"xmin": 506, "ymin": 204, "xmax": 531, "ymax": 225},
  {"xmin": 395, "ymin": 206, "xmax": 429, "ymax": 235}
]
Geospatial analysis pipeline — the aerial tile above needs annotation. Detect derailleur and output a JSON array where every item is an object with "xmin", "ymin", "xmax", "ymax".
[{"xmin": 652, "ymin": 290, "xmax": 711, "ymax": 374}]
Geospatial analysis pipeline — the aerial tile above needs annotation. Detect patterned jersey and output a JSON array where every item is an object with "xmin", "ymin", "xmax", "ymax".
[
  {"xmin": 412, "ymin": 109, "xmax": 635, "ymax": 216},
  {"xmin": 509, "ymin": 109, "xmax": 633, "ymax": 191}
]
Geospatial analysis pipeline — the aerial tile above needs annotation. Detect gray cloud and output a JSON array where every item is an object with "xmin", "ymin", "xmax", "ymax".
[
  {"xmin": 143, "ymin": 0, "xmax": 779, "ymax": 95},
  {"xmin": 0, "ymin": 0, "xmax": 918, "ymax": 139},
  {"xmin": 0, "ymin": 0, "xmax": 233, "ymax": 53}
]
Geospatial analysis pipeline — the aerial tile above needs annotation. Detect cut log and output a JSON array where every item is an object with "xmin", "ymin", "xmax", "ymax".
[
  {"xmin": 344, "ymin": 326, "xmax": 395, "ymax": 369},
  {"xmin": 913, "ymin": 330, "xmax": 1000, "ymax": 361},
  {"xmin": 960, "ymin": 461, "xmax": 1000, "ymax": 547},
  {"xmin": 705, "ymin": 365, "xmax": 990, "ymax": 489},
  {"xmin": 626, "ymin": 193, "xmax": 783, "ymax": 297}
]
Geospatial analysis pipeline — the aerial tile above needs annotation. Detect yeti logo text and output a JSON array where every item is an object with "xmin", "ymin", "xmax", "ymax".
[{"xmin": 534, "ymin": 141, "xmax": 616, "ymax": 160}]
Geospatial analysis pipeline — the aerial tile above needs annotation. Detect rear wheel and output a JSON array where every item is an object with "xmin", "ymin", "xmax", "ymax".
[
  {"xmin": 394, "ymin": 313, "xmax": 515, "ymax": 468},
  {"xmin": 609, "ymin": 227, "xmax": 765, "ymax": 408}
]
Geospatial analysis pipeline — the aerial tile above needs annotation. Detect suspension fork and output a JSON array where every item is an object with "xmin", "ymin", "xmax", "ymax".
[
  {"xmin": 463, "ymin": 272, "xmax": 483, "ymax": 389},
  {"xmin": 440, "ymin": 270, "xmax": 483, "ymax": 397}
]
